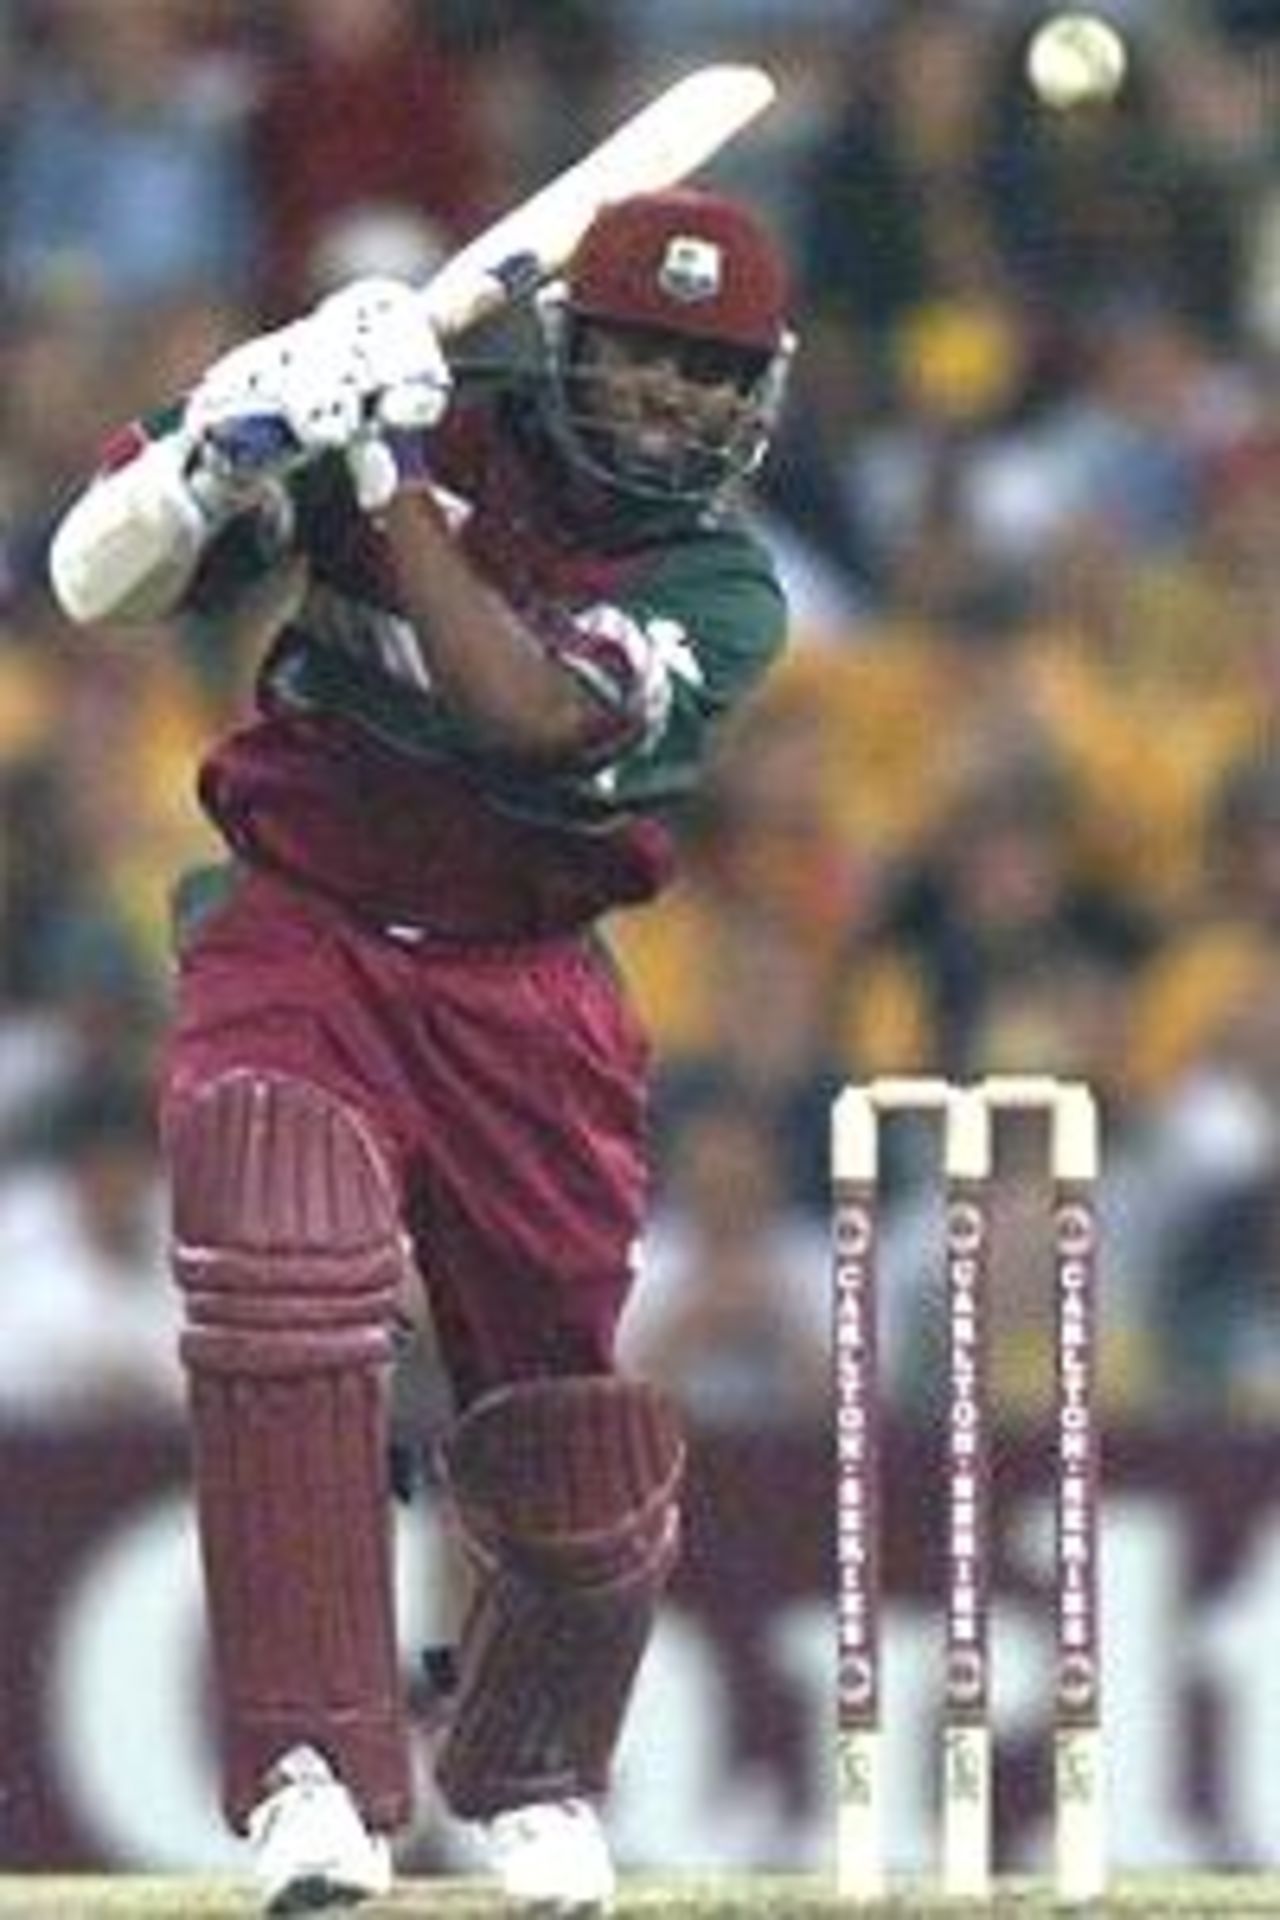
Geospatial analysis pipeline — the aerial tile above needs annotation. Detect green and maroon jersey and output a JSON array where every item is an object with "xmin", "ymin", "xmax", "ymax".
[{"xmin": 173, "ymin": 391, "xmax": 788, "ymax": 938}]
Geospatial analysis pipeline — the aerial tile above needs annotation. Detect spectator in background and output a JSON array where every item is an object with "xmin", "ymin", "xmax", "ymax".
[
  {"xmin": 0, "ymin": 1074, "xmax": 180, "ymax": 1427},
  {"xmin": 649, "ymin": 911, "xmax": 848, "ymax": 1217},
  {"xmin": 794, "ymin": 24, "xmax": 932, "ymax": 351},
  {"xmin": 979, "ymin": 11, "xmax": 1242, "ymax": 341},
  {"xmin": 1125, "ymin": 420, "xmax": 1280, "ymax": 734},
  {"xmin": 1208, "ymin": 749, "xmax": 1280, "ymax": 936},
  {"xmin": 1091, "ymin": 747, "xmax": 1280, "ymax": 1415},
  {"xmin": 788, "ymin": 11, "xmax": 1018, "ymax": 614},
  {"xmin": 842, "ymin": 744, "xmax": 1153, "ymax": 1079},
  {"xmin": 753, "ymin": 320, "xmax": 880, "ymax": 612},
  {"xmin": 841, "ymin": 290, "xmax": 1041, "ymax": 605},
  {"xmin": 1135, "ymin": 960, "xmax": 1280, "ymax": 1417},
  {"xmin": 1127, "ymin": 748, "xmax": 1280, "ymax": 1105},
  {"xmin": 250, "ymin": 0, "xmax": 495, "ymax": 318},
  {"xmin": 843, "ymin": 291, "xmax": 1258, "ymax": 605},
  {"xmin": 784, "ymin": 4, "xmax": 1268, "ymax": 610},
  {"xmin": 1, "ymin": 0, "xmax": 258, "ymax": 313},
  {"xmin": 735, "ymin": 572, "xmax": 1052, "ymax": 887},
  {"xmin": 0, "ymin": 299, "xmax": 119, "ymax": 612},
  {"xmin": 610, "ymin": 688, "xmax": 861, "ymax": 1209},
  {"xmin": 46, "ymin": 614, "xmax": 229, "ymax": 972},
  {"xmin": 1002, "ymin": 415, "xmax": 1277, "ymax": 919},
  {"xmin": 795, "ymin": 11, "xmax": 1001, "ymax": 352},
  {"xmin": 1178, "ymin": 1152, "xmax": 1280, "ymax": 1420},
  {"xmin": 975, "ymin": 299, "xmax": 1260, "ymax": 569},
  {"xmin": 619, "ymin": 1091, "xmax": 829, "ymax": 1429},
  {"xmin": 0, "ymin": 909, "xmax": 160, "ymax": 1166}
]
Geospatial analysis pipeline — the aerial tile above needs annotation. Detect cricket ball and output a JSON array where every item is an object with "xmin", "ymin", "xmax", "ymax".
[{"xmin": 1026, "ymin": 11, "xmax": 1128, "ymax": 110}]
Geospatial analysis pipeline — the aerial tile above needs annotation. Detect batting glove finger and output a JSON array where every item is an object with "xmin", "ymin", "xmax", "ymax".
[
  {"xmin": 314, "ymin": 275, "xmax": 453, "ymax": 434},
  {"xmin": 345, "ymin": 435, "xmax": 402, "ymax": 515}
]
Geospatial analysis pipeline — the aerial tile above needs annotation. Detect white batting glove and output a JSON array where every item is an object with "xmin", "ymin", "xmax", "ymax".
[
  {"xmin": 311, "ymin": 276, "xmax": 453, "ymax": 512},
  {"xmin": 181, "ymin": 316, "xmax": 368, "ymax": 520},
  {"xmin": 180, "ymin": 282, "xmax": 452, "ymax": 520}
]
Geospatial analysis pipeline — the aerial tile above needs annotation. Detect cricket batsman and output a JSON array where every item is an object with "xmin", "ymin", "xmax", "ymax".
[{"xmin": 49, "ymin": 185, "xmax": 794, "ymax": 1913}]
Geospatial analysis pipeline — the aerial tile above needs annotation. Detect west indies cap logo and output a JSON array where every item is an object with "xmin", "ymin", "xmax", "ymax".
[{"xmin": 657, "ymin": 235, "xmax": 723, "ymax": 303}]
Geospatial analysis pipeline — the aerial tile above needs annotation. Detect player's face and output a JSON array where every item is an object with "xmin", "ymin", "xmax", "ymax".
[{"xmin": 570, "ymin": 320, "xmax": 766, "ymax": 494}]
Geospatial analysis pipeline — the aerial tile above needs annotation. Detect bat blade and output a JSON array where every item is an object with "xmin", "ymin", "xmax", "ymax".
[{"xmin": 421, "ymin": 64, "xmax": 777, "ymax": 339}]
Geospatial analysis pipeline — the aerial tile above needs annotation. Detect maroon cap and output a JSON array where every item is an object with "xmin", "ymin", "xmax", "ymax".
[{"xmin": 567, "ymin": 187, "xmax": 790, "ymax": 354}]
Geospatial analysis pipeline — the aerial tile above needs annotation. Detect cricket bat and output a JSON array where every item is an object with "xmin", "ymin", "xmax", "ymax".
[
  {"xmin": 48, "ymin": 65, "xmax": 776, "ymax": 623},
  {"xmin": 420, "ymin": 64, "xmax": 777, "ymax": 340}
]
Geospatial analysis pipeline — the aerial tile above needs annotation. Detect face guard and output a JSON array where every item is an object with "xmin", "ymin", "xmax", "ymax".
[{"xmin": 536, "ymin": 188, "xmax": 795, "ymax": 506}]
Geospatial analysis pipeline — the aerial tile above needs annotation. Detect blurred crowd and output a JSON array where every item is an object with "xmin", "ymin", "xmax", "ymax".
[{"xmin": 0, "ymin": 0, "xmax": 1276, "ymax": 1434}]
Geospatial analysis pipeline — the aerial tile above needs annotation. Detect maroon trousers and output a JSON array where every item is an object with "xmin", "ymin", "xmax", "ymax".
[
  {"xmin": 161, "ymin": 867, "xmax": 651, "ymax": 1828},
  {"xmin": 164, "ymin": 868, "xmax": 651, "ymax": 1403}
]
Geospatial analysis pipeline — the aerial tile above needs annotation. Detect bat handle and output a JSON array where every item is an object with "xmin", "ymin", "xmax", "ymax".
[{"xmin": 421, "ymin": 248, "xmax": 548, "ymax": 340}]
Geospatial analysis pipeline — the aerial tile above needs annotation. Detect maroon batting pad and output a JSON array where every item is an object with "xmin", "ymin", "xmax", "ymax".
[
  {"xmin": 435, "ymin": 1375, "xmax": 685, "ymax": 1818},
  {"xmin": 170, "ymin": 1070, "xmax": 411, "ymax": 1831}
]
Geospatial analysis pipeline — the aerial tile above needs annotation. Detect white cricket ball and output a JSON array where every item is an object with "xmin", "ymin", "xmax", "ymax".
[{"xmin": 1026, "ymin": 11, "xmax": 1128, "ymax": 110}]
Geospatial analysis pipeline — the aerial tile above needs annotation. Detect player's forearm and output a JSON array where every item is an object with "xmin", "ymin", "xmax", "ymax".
[{"xmin": 381, "ymin": 492, "xmax": 593, "ymax": 759}]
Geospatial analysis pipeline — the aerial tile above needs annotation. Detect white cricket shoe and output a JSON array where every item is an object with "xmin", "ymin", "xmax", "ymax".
[
  {"xmin": 248, "ymin": 1744, "xmax": 392, "ymax": 1913},
  {"xmin": 485, "ymin": 1797, "xmax": 616, "ymax": 1913}
]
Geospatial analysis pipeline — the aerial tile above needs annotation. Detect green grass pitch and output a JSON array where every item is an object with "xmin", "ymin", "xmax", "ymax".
[{"xmin": 3, "ymin": 1877, "xmax": 1280, "ymax": 1917}]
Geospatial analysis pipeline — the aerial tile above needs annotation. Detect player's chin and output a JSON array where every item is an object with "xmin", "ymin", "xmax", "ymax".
[
  {"xmin": 591, "ymin": 424, "xmax": 684, "ymax": 492},
  {"xmin": 627, "ymin": 423, "xmax": 687, "ymax": 478},
  {"xmin": 617, "ymin": 421, "xmax": 731, "ymax": 493}
]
